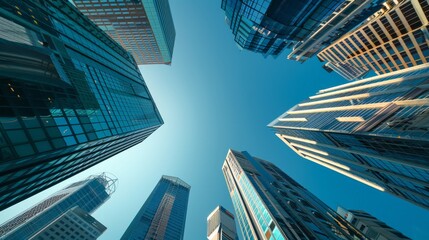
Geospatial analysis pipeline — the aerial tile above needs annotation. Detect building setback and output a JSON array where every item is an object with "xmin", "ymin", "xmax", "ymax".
[
  {"xmin": 222, "ymin": 149, "xmax": 366, "ymax": 240},
  {"xmin": 269, "ymin": 64, "xmax": 429, "ymax": 210},
  {"xmin": 207, "ymin": 205, "xmax": 238, "ymax": 240},
  {"xmin": 121, "ymin": 175, "xmax": 190, "ymax": 240},
  {"xmin": 220, "ymin": 0, "xmax": 345, "ymax": 57},
  {"xmin": 0, "ymin": 174, "xmax": 115, "ymax": 239},
  {"xmin": 318, "ymin": 0, "xmax": 429, "ymax": 80},
  {"xmin": 72, "ymin": 0, "xmax": 176, "ymax": 65},
  {"xmin": 337, "ymin": 207, "xmax": 410, "ymax": 240},
  {"xmin": 0, "ymin": 0, "xmax": 163, "ymax": 211},
  {"xmin": 30, "ymin": 206, "xmax": 107, "ymax": 240}
]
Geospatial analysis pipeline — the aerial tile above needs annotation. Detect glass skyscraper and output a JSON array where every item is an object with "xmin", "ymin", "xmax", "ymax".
[
  {"xmin": 71, "ymin": 0, "xmax": 176, "ymax": 65},
  {"xmin": 337, "ymin": 206, "xmax": 410, "ymax": 239},
  {"xmin": 0, "ymin": 173, "xmax": 116, "ymax": 239},
  {"xmin": 121, "ymin": 175, "xmax": 190, "ymax": 240},
  {"xmin": 220, "ymin": 0, "xmax": 345, "ymax": 57},
  {"xmin": 0, "ymin": 1, "xmax": 163, "ymax": 211},
  {"xmin": 207, "ymin": 205, "xmax": 238, "ymax": 240},
  {"xmin": 318, "ymin": 0, "xmax": 429, "ymax": 80},
  {"xmin": 222, "ymin": 149, "xmax": 366, "ymax": 239},
  {"xmin": 269, "ymin": 64, "xmax": 429, "ymax": 210}
]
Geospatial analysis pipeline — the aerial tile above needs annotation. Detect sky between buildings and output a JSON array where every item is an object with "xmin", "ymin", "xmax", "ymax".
[{"xmin": 1, "ymin": 1, "xmax": 429, "ymax": 239}]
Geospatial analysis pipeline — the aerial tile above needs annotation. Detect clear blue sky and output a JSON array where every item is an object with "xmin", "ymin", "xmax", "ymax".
[{"xmin": 1, "ymin": 1, "xmax": 429, "ymax": 239}]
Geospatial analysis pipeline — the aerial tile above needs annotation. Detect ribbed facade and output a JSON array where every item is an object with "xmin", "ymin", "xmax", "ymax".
[
  {"xmin": 71, "ymin": 0, "xmax": 175, "ymax": 65},
  {"xmin": 318, "ymin": 0, "xmax": 429, "ymax": 80},
  {"xmin": 121, "ymin": 176, "xmax": 190, "ymax": 240},
  {"xmin": 288, "ymin": 0, "xmax": 387, "ymax": 62},
  {"xmin": 269, "ymin": 64, "xmax": 429, "ymax": 210},
  {"xmin": 222, "ymin": 149, "xmax": 366, "ymax": 240},
  {"xmin": 220, "ymin": 0, "xmax": 344, "ymax": 57},
  {"xmin": 337, "ymin": 207, "xmax": 410, "ymax": 240},
  {"xmin": 207, "ymin": 206, "xmax": 238, "ymax": 240},
  {"xmin": 0, "ymin": 174, "xmax": 115, "ymax": 239},
  {"xmin": 0, "ymin": 0, "xmax": 163, "ymax": 211}
]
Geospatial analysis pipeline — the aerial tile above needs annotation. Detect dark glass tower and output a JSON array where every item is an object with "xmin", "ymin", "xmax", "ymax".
[
  {"xmin": 221, "ymin": 0, "xmax": 344, "ymax": 57},
  {"xmin": 0, "ymin": 173, "xmax": 116, "ymax": 239},
  {"xmin": 71, "ymin": 0, "xmax": 176, "ymax": 65},
  {"xmin": 269, "ymin": 64, "xmax": 429, "ymax": 210},
  {"xmin": 0, "ymin": 1, "xmax": 162, "ymax": 211},
  {"xmin": 222, "ymin": 149, "xmax": 366, "ymax": 239},
  {"xmin": 121, "ymin": 175, "xmax": 190, "ymax": 240}
]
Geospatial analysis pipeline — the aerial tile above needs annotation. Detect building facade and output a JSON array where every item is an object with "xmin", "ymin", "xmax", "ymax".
[
  {"xmin": 0, "ymin": 0, "xmax": 163, "ymax": 211},
  {"xmin": 318, "ymin": 0, "xmax": 429, "ymax": 80},
  {"xmin": 0, "ymin": 174, "xmax": 116, "ymax": 239},
  {"xmin": 71, "ymin": 0, "xmax": 176, "ymax": 65},
  {"xmin": 121, "ymin": 175, "xmax": 190, "ymax": 240},
  {"xmin": 30, "ymin": 206, "xmax": 107, "ymax": 240},
  {"xmin": 288, "ymin": 0, "xmax": 387, "ymax": 62},
  {"xmin": 269, "ymin": 64, "xmax": 429, "ymax": 210},
  {"xmin": 207, "ymin": 205, "xmax": 238, "ymax": 240},
  {"xmin": 337, "ymin": 207, "xmax": 410, "ymax": 239},
  {"xmin": 221, "ymin": 0, "xmax": 345, "ymax": 57},
  {"xmin": 222, "ymin": 149, "xmax": 366, "ymax": 240}
]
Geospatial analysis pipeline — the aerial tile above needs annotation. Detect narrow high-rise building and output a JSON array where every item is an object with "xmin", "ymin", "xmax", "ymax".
[
  {"xmin": 337, "ymin": 207, "xmax": 410, "ymax": 240},
  {"xmin": 221, "ymin": 0, "xmax": 346, "ymax": 57},
  {"xmin": 121, "ymin": 175, "xmax": 190, "ymax": 240},
  {"xmin": 269, "ymin": 64, "xmax": 429, "ymax": 210},
  {"xmin": 222, "ymin": 149, "xmax": 366, "ymax": 239},
  {"xmin": 30, "ymin": 206, "xmax": 107, "ymax": 240},
  {"xmin": 288, "ymin": 0, "xmax": 387, "ymax": 62},
  {"xmin": 207, "ymin": 205, "xmax": 238, "ymax": 240},
  {"xmin": 71, "ymin": 0, "xmax": 176, "ymax": 65},
  {"xmin": 0, "ymin": 0, "xmax": 163, "ymax": 211},
  {"xmin": 0, "ymin": 174, "xmax": 116, "ymax": 239},
  {"xmin": 318, "ymin": 0, "xmax": 429, "ymax": 80}
]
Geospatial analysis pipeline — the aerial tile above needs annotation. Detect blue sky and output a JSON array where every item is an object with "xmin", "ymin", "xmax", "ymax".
[{"xmin": 1, "ymin": 1, "xmax": 429, "ymax": 239}]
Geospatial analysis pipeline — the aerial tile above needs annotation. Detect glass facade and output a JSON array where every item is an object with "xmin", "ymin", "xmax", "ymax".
[
  {"xmin": 0, "ymin": 1, "xmax": 163, "ymax": 211},
  {"xmin": 120, "ymin": 175, "xmax": 190, "ymax": 240},
  {"xmin": 269, "ymin": 64, "xmax": 429, "ymax": 210},
  {"xmin": 220, "ymin": 0, "xmax": 344, "ymax": 57},
  {"xmin": 288, "ymin": 0, "xmax": 387, "ymax": 62},
  {"xmin": 318, "ymin": 0, "xmax": 429, "ymax": 80},
  {"xmin": 207, "ymin": 205, "xmax": 238, "ymax": 240},
  {"xmin": 222, "ymin": 149, "xmax": 366, "ymax": 240},
  {"xmin": 0, "ymin": 174, "xmax": 115, "ymax": 239},
  {"xmin": 72, "ymin": 0, "xmax": 176, "ymax": 65},
  {"xmin": 337, "ymin": 207, "xmax": 410, "ymax": 240}
]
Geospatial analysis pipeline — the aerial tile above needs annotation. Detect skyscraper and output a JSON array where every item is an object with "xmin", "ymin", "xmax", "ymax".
[
  {"xmin": 0, "ymin": 173, "xmax": 116, "ymax": 239},
  {"xmin": 288, "ymin": 0, "xmax": 387, "ymax": 62},
  {"xmin": 121, "ymin": 175, "xmax": 190, "ymax": 240},
  {"xmin": 71, "ymin": 0, "xmax": 176, "ymax": 65},
  {"xmin": 0, "ymin": 0, "xmax": 163, "ymax": 211},
  {"xmin": 221, "ymin": 0, "xmax": 345, "ymax": 57},
  {"xmin": 30, "ymin": 206, "xmax": 107, "ymax": 240},
  {"xmin": 269, "ymin": 63, "xmax": 429, "ymax": 210},
  {"xmin": 318, "ymin": 0, "xmax": 429, "ymax": 80},
  {"xmin": 207, "ymin": 205, "xmax": 238, "ymax": 240},
  {"xmin": 337, "ymin": 207, "xmax": 410, "ymax": 240},
  {"xmin": 222, "ymin": 149, "xmax": 366, "ymax": 239}
]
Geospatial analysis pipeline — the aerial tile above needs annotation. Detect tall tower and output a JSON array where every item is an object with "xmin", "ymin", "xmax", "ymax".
[
  {"xmin": 337, "ymin": 207, "xmax": 410, "ymax": 239},
  {"xmin": 222, "ymin": 149, "xmax": 366, "ymax": 240},
  {"xmin": 220, "ymin": 0, "xmax": 346, "ymax": 57},
  {"xmin": 269, "ymin": 64, "xmax": 429, "ymax": 210},
  {"xmin": 207, "ymin": 205, "xmax": 238, "ymax": 240},
  {"xmin": 0, "ymin": 173, "xmax": 116, "ymax": 239},
  {"xmin": 318, "ymin": 0, "xmax": 429, "ymax": 80},
  {"xmin": 0, "ymin": 0, "xmax": 163, "ymax": 211},
  {"xmin": 121, "ymin": 175, "xmax": 190, "ymax": 240},
  {"xmin": 71, "ymin": 0, "xmax": 176, "ymax": 65}
]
